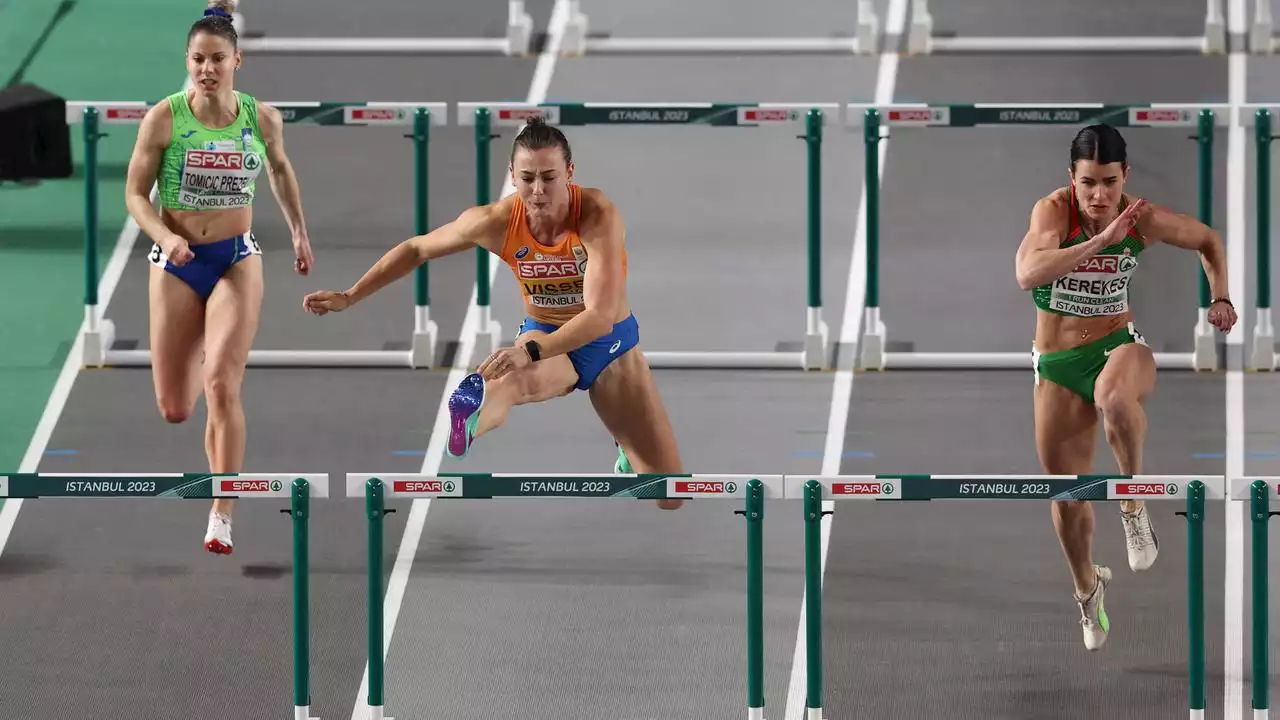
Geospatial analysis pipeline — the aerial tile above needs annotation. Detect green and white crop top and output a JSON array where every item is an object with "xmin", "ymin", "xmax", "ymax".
[{"xmin": 1031, "ymin": 190, "xmax": 1145, "ymax": 318}]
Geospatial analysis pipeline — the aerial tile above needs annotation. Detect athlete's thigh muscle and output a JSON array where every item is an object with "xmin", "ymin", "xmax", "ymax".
[
  {"xmin": 202, "ymin": 256, "xmax": 264, "ymax": 385},
  {"xmin": 588, "ymin": 349, "xmax": 683, "ymax": 473},
  {"xmin": 509, "ymin": 328, "xmax": 578, "ymax": 403},
  {"xmin": 149, "ymin": 264, "xmax": 206, "ymax": 416},
  {"xmin": 1034, "ymin": 378, "xmax": 1098, "ymax": 474},
  {"xmin": 1094, "ymin": 342, "xmax": 1156, "ymax": 406}
]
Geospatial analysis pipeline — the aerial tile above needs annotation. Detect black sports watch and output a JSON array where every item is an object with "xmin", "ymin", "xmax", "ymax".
[{"xmin": 524, "ymin": 340, "xmax": 542, "ymax": 362}]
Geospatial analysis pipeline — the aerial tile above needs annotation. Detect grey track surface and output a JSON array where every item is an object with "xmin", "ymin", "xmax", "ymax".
[{"xmin": 0, "ymin": 1, "xmax": 1266, "ymax": 720}]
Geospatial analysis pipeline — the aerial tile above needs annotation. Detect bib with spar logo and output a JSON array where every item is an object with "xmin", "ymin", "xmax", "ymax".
[
  {"xmin": 1032, "ymin": 192, "xmax": 1145, "ymax": 318},
  {"xmin": 157, "ymin": 90, "xmax": 267, "ymax": 211}
]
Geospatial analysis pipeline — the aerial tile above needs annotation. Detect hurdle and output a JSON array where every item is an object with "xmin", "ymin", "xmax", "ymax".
[
  {"xmin": 68, "ymin": 101, "xmax": 447, "ymax": 369},
  {"xmin": 232, "ymin": 0, "xmax": 534, "ymax": 57},
  {"xmin": 347, "ymin": 472, "xmax": 783, "ymax": 720},
  {"xmin": 906, "ymin": 0, "xmax": 1226, "ymax": 55},
  {"xmin": 559, "ymin": 0, "xmax": 879, "ymax": 56},
  {"xmin": 458, "ymin": 101, "xmax": 838, "ymax": 370},
  {"xmin": 1240, "ymin": 106, "xmax": 1278, "ymax": 370},
  {"xmin": 846, "ymin": 103, "xmax": 1232, "ymax": 372},
  {"xmin": 790, "ymin": 473, "xmax": 1219, "ymax": 720},
  {"xmin": 0, "ymin": 472, "xmax": 329, "ymax": 719}
]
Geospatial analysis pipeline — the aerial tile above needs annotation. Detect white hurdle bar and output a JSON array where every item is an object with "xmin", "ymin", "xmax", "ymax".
[
  {"xmin": 67, "ymin": 100, "xmax": 448, "ymax": 369},
  {"xmin": 233, "ymin": 0, "xmax": 534, "ymax": 56},
  {"xmin": 842, "ymin": 102, "xmax": 1233, "ymax": 372},
  {"xmin": 559, "ymin": 0, "xmax": 879, "ymax": 56},
  {"xmin": 907, "ymin": 0, "xmax": 1226, "ymax": 55}
]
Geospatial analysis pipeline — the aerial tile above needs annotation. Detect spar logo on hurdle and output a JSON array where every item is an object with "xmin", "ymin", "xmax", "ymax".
[
  {"xmin": 673, "ymin": 480, "xmax": 739, "ymax": 495},
  {"xmin": 1110, "ymin": 479, "xmax": 1182, "ymax": 498},
  {"xmin": 393, "ymin": 479, "xmax": 456, "ymax": 494},
  {"xmin": 832, "ymin": 480, "xmax": 894, "ymax": 496}
]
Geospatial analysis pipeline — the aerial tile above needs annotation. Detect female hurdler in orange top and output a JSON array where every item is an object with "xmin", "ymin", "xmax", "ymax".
[{"xmin": 303, "ymin": 117, "xmax": 685, "ymax": 510}]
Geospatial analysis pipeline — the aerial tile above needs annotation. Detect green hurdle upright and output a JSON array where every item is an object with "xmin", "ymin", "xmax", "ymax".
[
  {"xmin": 786, "ymin": 473, "xmax": 1220, "ymax": 720},
  {"xmin": 0, "ymin": 472, "xmax": 329, "ymax": 719},
  {"xmin": 347, "ymin": 472, "xmax": 781, "ymax": 720},
  {"xmin": 458, "ymin": 101, "xmax": 837, "ymax": 371},
  {"xmin": 1231, "ymin": 476, "xmax": 1280, "ymax": 717},
  {"xmin": 1242, "ymin": 106, "xmax": 1279, "ymax": 370},
  {"xmin": 847, "ymin": 103, "xmax": 1230, "ymax": 373},
  {"xmin": 66, "ymin": 101, "xmax": 446, "ymax": 369}
]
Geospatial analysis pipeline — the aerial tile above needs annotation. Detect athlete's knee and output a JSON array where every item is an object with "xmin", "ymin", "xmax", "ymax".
[
  {"xmin": 157, "ymin": 397, "xmax": 194, "ymax": 424},
  {"xmin": 1095, "ymin": 387, "xmax": 1141, "ymax": 430},
  {"xmin": 202, "ymin": 368, "xmax": 243, "ymax": 412}
]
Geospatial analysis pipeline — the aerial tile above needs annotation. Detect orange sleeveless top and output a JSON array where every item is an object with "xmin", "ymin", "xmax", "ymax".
[{"xmin": 497, "ymin": 185, "xmax": 628, "ymax": 323}]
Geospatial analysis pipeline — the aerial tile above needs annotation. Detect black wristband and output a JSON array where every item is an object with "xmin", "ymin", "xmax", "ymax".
[
  {"xmin": 524, "ymin": 340, "xmax": 541, "ymax": 362},
  {"xmin": 1212, "ymin": 297, "xmax": 1234, "ymax": 309}
]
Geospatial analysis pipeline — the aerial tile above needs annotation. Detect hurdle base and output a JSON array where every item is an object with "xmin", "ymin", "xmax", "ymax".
[
  {"xmin": 1253, "ymin": 307, "xmax": 1276, "ymax": 370},
  {"xmin": 805, "ymin": 708, "xmax": 824, "ymax": 720},
  {"xmin": 474, "ymin": 318, "xmax": 505, "ymax": 365},
  {"xmin": 364, "ymin": 706, "xmax": 392, "ymax": 720},
  {"xmin": 922, "ymin": 35, "xmax": 1215, "ymax": 54},
  {"xmin": 562, "ymin": 5, "xmax": 588, "ymax": 56},
  {"xmin": 99, "ymin": 349, "xmax": 416, "ymax": 368},
  {"xmin": 81, "ymin": 317, "xmax": 116, "ymax": 369},
  {"xmin": 506, "ymin": 2, "xmax": 533, "ymax": 55},
  {"xmin": 412, "ymin": 306, "xmax": 439, "ymax": 369},
  {"xmin": 294, "ymin": 705, "xmax": 318, "ymax": 720},
  {"xmin": 805, "ymin": 326, "xmax": 829, "ymax": 370},
  {"xmin": 1193, "ymin": 311, "xmax": 1217, "ymax": 371},
  {"xmin": 858, "ymin": 307, "xmax": 887, "ymax": 370},
  {"xmin": 906, "ymin": 8, "xmax": 933, "ymax": 54},
  {"xmin": 1203, "ymin": 12, "xmax": 1226, "ymax": 54},
  {"xmin": 645, "ymin": 350, "xmax": 806, "ymax": 369},
  {"xmin": 873, "ymin": 351, "xmax": 1199, "ymax": 370},
  {"xmin": 1251, "ymin": 21, "xmax": 1275, "ymax": 54}
]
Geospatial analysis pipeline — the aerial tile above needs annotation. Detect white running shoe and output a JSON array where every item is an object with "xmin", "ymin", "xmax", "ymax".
[
  {"xmin": 1121, "ymin": 503, "xmax": 1159, "ymax": 572},
  {"xmin": 204, "ymin": 511, "xmax": 233, "ymax": 555},
  {"xmin": 1076, "ymin": 564, "xmax": 1112, "ymax": 651}
]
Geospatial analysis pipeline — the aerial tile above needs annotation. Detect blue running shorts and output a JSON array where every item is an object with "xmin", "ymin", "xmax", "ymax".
[
  {"xmin": 518, "ymin": 313, "xmax": 640, "ymax": 391},
  {"xmin": 148, "ymin": 232, "xmax": 261, "ymax": 299}
]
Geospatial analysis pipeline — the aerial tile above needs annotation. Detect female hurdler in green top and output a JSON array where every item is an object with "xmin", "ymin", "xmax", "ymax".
[
  {"xmin": 124, "ymin": 0, "xmax": 316, "ymax": 555},
  {"xmin": 1015, "ymin": 124, "xmax": 1236, "ymax": 652}
]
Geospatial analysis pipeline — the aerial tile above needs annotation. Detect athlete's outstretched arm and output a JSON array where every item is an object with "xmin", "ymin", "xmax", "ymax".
[
  {"xmin": 258, "ymin": 102, "xmax": 313, "ymax": 274},
  {"xmin": 303, "ymin": 203, "xmax": 503, "ymax": 315},
  {"xmin": 532, "ymin": 191, "xmax": 625, "ymax": 359},
  {"xmin": 1140, "ymin": 204, "xmax": 1230, "ymax": 300},
  {"xmin": 1014, "ymin": 193, "xmax": 1143, "ymax": 290},
  {"xmin": 1139, "ymin": 203, "xmax": 1237, "ymax": 331}
]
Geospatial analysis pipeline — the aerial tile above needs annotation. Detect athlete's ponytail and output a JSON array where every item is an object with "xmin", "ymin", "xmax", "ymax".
[
  {"xmin": 511, "ymin": 116, "xmax": 573, "ymax": 166},
  {"xmin": 189, "ymin": 0, "xmax": 239, "ymax": 48}
]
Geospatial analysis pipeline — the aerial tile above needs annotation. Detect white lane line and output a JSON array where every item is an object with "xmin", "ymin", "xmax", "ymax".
[
  {"xmin": 781, "ymin": 0, "xmax": 906, "ymax": 717},
  {"xmin": 1225, "ymin": 0, "xmax": 1247, "ymax": 714},
  {"xmin": 344, "ymin": 3, "xmax": 571, "ymax": 719}
]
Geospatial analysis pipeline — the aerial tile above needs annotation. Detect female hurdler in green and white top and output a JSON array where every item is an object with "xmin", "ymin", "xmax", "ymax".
[
  {"xmin": 1014, "ymin": 124, "xmax": 1235, "ymax": 653},
  {"xmin": 124, "ymin": 0, "xmax": 315, "ymax": 556}
]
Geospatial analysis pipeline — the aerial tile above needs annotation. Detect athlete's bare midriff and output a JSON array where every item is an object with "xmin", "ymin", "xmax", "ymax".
[
  {"xmin": 162, "ymin": 205, "xmax": 253, "ymax": 246},
  {"xmin": 1033, "ymin": 308, "xmax": 1132, "ymax": 354}
]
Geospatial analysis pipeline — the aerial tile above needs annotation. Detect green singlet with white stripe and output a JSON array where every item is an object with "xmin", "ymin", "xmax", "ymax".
[
  {"xmin": 1032, "ymin": 196, "xmax": 1144, "ymax": 318},
  {"xmin": 157, "ymin": 90, "xmax": 267, "ymax": 212}
]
